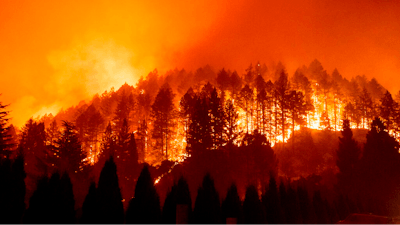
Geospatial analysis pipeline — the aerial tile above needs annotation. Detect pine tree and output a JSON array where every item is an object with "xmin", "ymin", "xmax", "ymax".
[
  {"xmin": 221, "ymin": 183, "xmax": 243, "ymax": 223},
  {"xmin": 126, "ymin": 164, "xmax": 160, "ymax": 224},
  {"xmin": 336, "ymin": 119, "xmax": 360, "ymax": 196},
  {"xmin": 151, "ymin": 83, "xmax": 177, "ymax": 160},
  {"xmin": 243, "ymin": 185, "xmax": 266, "ymax": 223},
  {"xmin": 56, "ymin": 121, "xmax": 85, "ymax": 175},
  {"xmin": 380, "ymin": 91, "xmax": 398, "ymax": 131},
  {"xmin": 80, "ymin": 182, "xmax": 99, "ymax": 223},
  {"xmin": 193, "ymin": 173, "xmax": 220, "ymax": 223},
  {"xmin": 0, "ymin": 99, "xmax": 13, "ymax": 159},
  {"xmin": 262, "ymin": 174, "xmax": 283, "ymax": 224},
  {"xmin": 275, "ymin": 70, "xmax": 291, "ymax": 142},
  {"xmin": 97, "ymin": 156, "xmax": 124, "ymax": 223}
]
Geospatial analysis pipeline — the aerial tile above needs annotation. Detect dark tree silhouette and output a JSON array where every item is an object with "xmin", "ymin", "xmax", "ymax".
[
  {"xmin": 126, "ymin": 164, "xmax": 160, "ymax": 224},
  {"xmin": 336, "ymin": 119, "xmax": 360, "ymax": 196},
  {"xmin": 313, "ymin": 190, "xmax": 329, "ymax": 224},
  {"xmin": 161, "ymin": 176, "xmax": 192, "ymax": 224},
  {"xmin": 243, "ymin": 185, "xmax": 266, "ymax": 223},
  {"xmin": 0, "ymin": 99, "xmax": 13, "ymax": 159},
  {"xmin": 24, "ymin": 172, "xmax": 75, "ymax": 223},
  {"xmin": 262, "ymin": 174, "xmax": 284, "ymax": 224},
  {"xmin": 221, "ymin": 183, "xmax": 243, "ymax": 224},
  {"xmin": 97, "ymin": 156, "xmax": 124, "ymax": 224},
  {"xmin": 193, "ymin": 173, "xmax": 220, "ymax": 224},
  {"xmin": 56, "ymin": 121, "xmax": 85, "ymax": 175},
  {"xmin": 81, "ymin": 182, "xmax": 99, "ymax": 223},
  {"xmin": 0, "ymin": 153, "xmax": 26, "ymax": 223},
  {"xmin": 358, "ymin": 117, "xmax": 400, "ymax": 214},
  {"xmin": 380, "ymin": 91, "xmax": 398, "ymax": 131},
  {"xmin": 151, "ymin": 83, "xmax": 177, "ymax": 160}
]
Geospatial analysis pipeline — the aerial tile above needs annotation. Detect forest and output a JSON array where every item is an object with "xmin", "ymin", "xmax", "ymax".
[{"xmin": 1, "ymin": 59, "xmax": 400, "ymax": 223}]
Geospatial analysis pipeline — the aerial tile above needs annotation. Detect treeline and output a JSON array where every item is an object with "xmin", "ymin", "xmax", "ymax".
[
  {"xmin": 0, "ymin": 155, "xmax": 365, "ymax": 223},
  {"xmin": 25, "ymin": 59, "xmax": 396, "ymax": 168}
]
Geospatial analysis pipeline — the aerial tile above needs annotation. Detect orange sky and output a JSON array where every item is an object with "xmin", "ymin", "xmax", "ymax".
[{"xmin": 1, "ymin": 0, "xmax": 399, "ymax": 128}]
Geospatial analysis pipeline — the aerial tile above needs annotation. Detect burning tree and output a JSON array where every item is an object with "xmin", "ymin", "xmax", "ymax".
[{"xmin": 151, "ymin": 83, "xmax": 177, "ymax": 161}]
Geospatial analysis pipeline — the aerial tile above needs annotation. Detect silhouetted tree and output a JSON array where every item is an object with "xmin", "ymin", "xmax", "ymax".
[
  {"xmin": 0, "ymin": 153, "xmax": 26, "ymax": 223},
  {"xmin": 97, "ymin": 156, "xmax": 124, "ymax": 223},
  {"xmin": 126, "ymin": 164, "xmax": 160, "ymax": 224},
  {"xmin": 286, "ymin": 184, "xmax": 302, "ymax": 223},
  {"xmin": 24, "ymin": 172, "xmax": 75, "ymax": 223},
  {"xmin": 224, "ymin": 99, "xmax": 240, "ymax": 145},
  {"xmin": 243, "ymin": 185, "xmax": 266, "ymax": 223},
  {"xmin": 336, "ymin": 119, "xmax": 360, "ymax": 196},
  {"xmin": 313, "ymin": 190, "xmax": 328, "ymax": 224},
  {"xmin": 380, "ymin": 91, "xmax": 397, "ymax": 131},
  {"xmin": 193, "ymin": 173, "xmax": 220, "ymax": 223},
  {"xmin": 359, "ymin": 117, "xmax": 400, "ymax": 213},
  {"xmin": 0, "ymin": 99, "xmax": 13, "ymax": 159},
  {"xmin": 262, "ymin": 174, "xmax": 284, "ymax": 224},
  {"xmin": 56, "ymin": 121, "xmax": 85, "ymax": 175},
  {"xmin": 81, "ymin": 182, "xmax": 99, "ymax": 223},
  {"xmin": 239, "ymin": 84, "xmax": 254, "ymax": 133},
  {"xmin": 162, "ymin": 176, "xmax": 192, "ymax": 224},
  {"xmin": 221, "ymin": 183, "xmax": 243, "ymax": 223},
  {"xmin": 216, "ymin": 68, "xmax": 230, "ymax": 92},
  {"xmin": 151, "ymin": 83, "xmax": 177, "ymax": 160},
  {"xmin": 275, "ymin": 70, "xmax": 291, "ymax": 142},
  {"xmin": 358, "ymin": 87, "xmax": 374, "ymax": 129}
]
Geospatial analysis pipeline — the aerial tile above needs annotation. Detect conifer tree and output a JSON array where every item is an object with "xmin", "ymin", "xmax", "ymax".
[
  {"xmin": 0, "ymin": 99, "xmax": 13, "ymax": 159},
  {"xmin": 193, "ymin": 173, "xmax": 220, "ymax": 223},
  {"xmin": 81, "ymin": 182, "xmax": 99, "ymax": 224},
  {"xmin": 336, "ymin": 119, "xmax": 360, "ymax": 195},
  {"xmin": 126, "ymin": 164, "xmax": 160, "ymax": 224},
  {"xmin": 97, "ymin": 156, "xmax": 124, "ymax": 223},
  {"xmin": 151, "ymin": 83, "xmax": 177, "ymax": 160},
  {"xmin": 243, "ymin": 185, "xmax": 266, "ymax": 223},
  {"xmin": 262, "ymin": 174, "xmax": 283, "ymax": 224},
  {"xmin": 56, "ymin": 121, "xmax": 85, "ymax": 175},
  {"xmin": 221, "ymin": 183, "xmax": 243, "ymax": 223}
]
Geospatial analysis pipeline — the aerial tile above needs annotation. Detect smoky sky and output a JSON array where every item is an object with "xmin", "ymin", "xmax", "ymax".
[{"xmin": 1, "ymin": 0, "xmax": 399, "ymax": 127}]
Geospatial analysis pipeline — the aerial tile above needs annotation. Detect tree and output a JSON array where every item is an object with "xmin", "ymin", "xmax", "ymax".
[
  {"xmin": 96, "ymin": 156, "xmax": 124, "ymax": 224},
  {"xmin": 336, "ymin": 119, "xmax": 360, "ymax": 196},
  {"xmin": 151, "ymin": 83, "xmax": 177, "ymax": 160},
  {"xmin": 193, "ymin": 173, "xmax": 220, "ymax": 223},
  {"xmin": 262, "ymin": 174, "xmax": 283, "ymax": 224},
  {"xmin": 24, "ymin": 172, "xmax": 76, "ymax": 223},
  {"xmin": 179, "ymin": 87, "xmax": 196, "ymax": 142},
  {"xmin": 224, "ymin": 99, "xmax": 240, "ymax": 145},
  {"xmin": 358, "ymin": 87, "xmax": 374, "ymax": 129},
  {"xmin": 126, "ymin": 164, "xmax": 161, "ymax": 224},
  {"xmin": 56, "ymin": 121, "xmax": 85, "ymax": 175},
  {"xmin": 0, "ymin": 99, "xmax": 13, "ymax": 159},
  {"xmin": 162, "ymin": 176, "xmax": 192, "ymax": 224},
  {"xmin": 187, "ymin": 96, "xmax": 212, "ymax": 153},
  {"xmin": 359, "ymin": 117, "xmax": 400, "ymax": 212},
  {"xmin": 241, "ymin": 130, "xmax": 277, "ymax": 185},
  {"xmin": 0, "ymin": 153, "xmax": 26, "ymax": 223},
  {"xmin": 229, "ymin": 71, "xmax": 243, "ymax": 98},
  {"xmin": 80, "ymin": 182, "xmax": 98, "ymax": 223},
  {"xmin": 239, "ymin": 84, "xmax": 254, "ymax": 133},
  {"xmin": 379, "ymin": 91, "xmax": 397, "ymax": 131},
  {"xmin": 216, "ymin": 68, "xmax": 230, "ymax": 91},
  {"xmin": 287, "ymin": 90, "xmax": 308, "ymax": 150},
  {"xmin": 274, "ymin": 70, "xmax": 291, "ymax": 143},
  {"xmin": 209, "ymin": 88, "xmax": 226, "ymax": 149},
  {"xmin": 221, "ymin": 183, "xmax": 243, "ymax": 223},
  {"xmin": 113, "ymin": 91, "xmax": 134, "ymax": 131},
  {"xmin": 243, "ymin": 185, "xmax": 266, "ymax": 223},
  {"xmin": 313, "ymin": 190, "xmax": 329, "ymax": 224}
]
